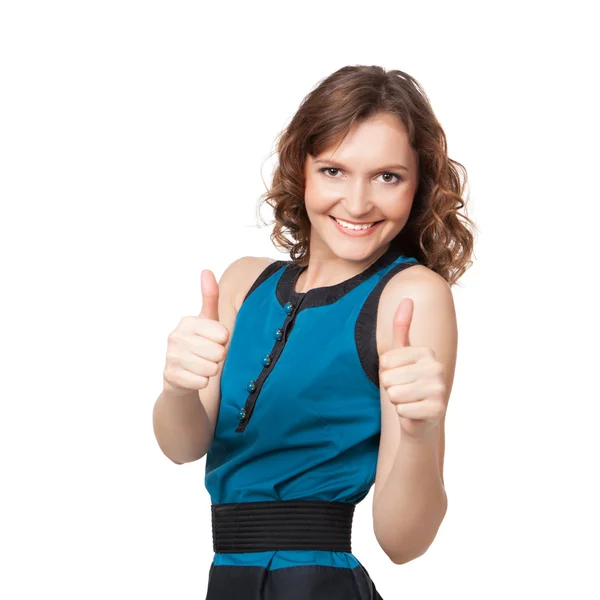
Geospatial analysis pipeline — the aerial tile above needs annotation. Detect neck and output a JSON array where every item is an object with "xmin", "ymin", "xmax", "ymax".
[{"xmin": 295, "ymin": 243, "xmax": 391, "ymax": 294}]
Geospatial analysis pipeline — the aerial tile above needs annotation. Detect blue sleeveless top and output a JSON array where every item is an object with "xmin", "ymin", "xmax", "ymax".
[{"xmin": 204, "ymin": 246, "xmax": 419, "ymax": 572}]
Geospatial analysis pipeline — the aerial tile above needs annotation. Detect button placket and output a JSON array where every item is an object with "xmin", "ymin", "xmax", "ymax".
[{"xmin": 235, "ymin": 293, "xmax": 305, "ymax": 432}]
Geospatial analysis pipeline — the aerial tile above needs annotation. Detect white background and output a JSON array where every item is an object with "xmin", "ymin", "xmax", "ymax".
[{"xmin": 1, "ymin": 1, "xmax": 599, "ymax": 598}]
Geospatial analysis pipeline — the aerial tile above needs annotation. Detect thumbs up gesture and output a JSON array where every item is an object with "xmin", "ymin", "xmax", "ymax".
[
  {"xmin": 379, "ymin": 297, "xmax": 447, "ymax": 441},
  {"xmin": 163, "ymin": 270, "xmax": 230, "ymax": 396}
]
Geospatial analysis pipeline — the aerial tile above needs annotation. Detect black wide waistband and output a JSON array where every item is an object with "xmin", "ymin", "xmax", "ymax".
[{"xmin": 211, "ymin": 500, "xmax": 356, "ymax": 553}]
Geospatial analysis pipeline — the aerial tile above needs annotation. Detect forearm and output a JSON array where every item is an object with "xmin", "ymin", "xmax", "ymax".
[
  {"xmin": 152, "ymin": 386, "xmax": 212, "ymax": 464},
  {"xmin": 373, "ymin": 427, "xmax": 448, "ymax": 564}
]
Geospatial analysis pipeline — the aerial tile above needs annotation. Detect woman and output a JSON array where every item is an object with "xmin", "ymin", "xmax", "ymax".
[{"xmin": 154, "ymin": 64, "xmax": 476, "ymax": 599}]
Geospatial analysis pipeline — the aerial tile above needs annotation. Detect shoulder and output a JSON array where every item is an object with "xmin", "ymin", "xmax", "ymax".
[
  {"xmin": 223, "ymin": 256, "xmax": 280, "ymax": 313},
  {"xmin": 376, "ymin": 264, "xmax": 456, "ymax": 357},
  {"xmin": 382, "ymin": 263, "xmax": 449, "ymax": 299}
]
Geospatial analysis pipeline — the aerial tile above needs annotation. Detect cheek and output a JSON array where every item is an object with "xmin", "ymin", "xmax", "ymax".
[
  {"xmin": 386, "ymin": 192, "xmax": 414, "ymax": 218},
  {"xmin": 304, "ymin": 178, "xmax": 330, "ymax": 213},
  {"xmin": 305, "ymin": 171, "xmax": 322, "ymax": 195}
]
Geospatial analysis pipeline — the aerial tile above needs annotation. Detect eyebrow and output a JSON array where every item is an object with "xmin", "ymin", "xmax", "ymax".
[{"xmin": 313, "ymin": 158, "xmax": 409, "ymax": 173}]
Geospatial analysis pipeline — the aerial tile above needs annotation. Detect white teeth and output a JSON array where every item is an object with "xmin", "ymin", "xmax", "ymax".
[{"xmin": 334, "ymin": 217, "xmax": 377, "ymax": 230}]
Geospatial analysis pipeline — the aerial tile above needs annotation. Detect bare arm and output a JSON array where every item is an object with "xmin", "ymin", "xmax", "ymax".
[{"xmin": 152, "ymin": 386, "xmax": 213, "ymax": 465}]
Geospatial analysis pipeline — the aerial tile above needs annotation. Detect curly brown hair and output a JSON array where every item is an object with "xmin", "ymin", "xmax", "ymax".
[{"xmin": 257, "ymin": 65, "xmax": 478, "ymax": 287}]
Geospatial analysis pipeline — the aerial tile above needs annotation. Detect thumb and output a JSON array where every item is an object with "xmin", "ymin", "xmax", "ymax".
[
  {"xmin": 199, "ymin": 269, "xmax": 220, "ymax": 321},
  {"xmin": 391, "ymin": 297, "xmax": 413, "ymax": 348}
]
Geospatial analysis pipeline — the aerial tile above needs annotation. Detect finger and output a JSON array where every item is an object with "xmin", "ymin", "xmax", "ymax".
[
  {"xmin": 379, "ymin": 362, "xmax": 420, "ymax": 387},
  {"xmin": 380, "ymin": 346, "xmax": 427, "ymax": 370},
  {"xmin": 386, "ymin": 380, "xmax": 427, "ymax": 405},
  {"xmin": 391, "ymin": 297, "xmax": 413, "ymax": 349},
  {"xmin": 395, "ymin": 398, "xmax": 444, "ymax": 421},
  {"xmin": 395, "ymin": 403, "xmax": 429, "ymax": 419},
  {"xmin": 189, "ymin": 335, "xmax": 227, "ymax": 362},
  {"xmin": 181, "ymin": 353, "xmax": 220, "ymax": 378},
  {"xmin": 199, "ymin": 269, "xmax": 220, "ymax": 321}
]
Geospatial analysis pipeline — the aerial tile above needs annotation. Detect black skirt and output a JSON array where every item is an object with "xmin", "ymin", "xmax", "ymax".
[{"xmin": 205, "ymin": 561, "xmax": 384, "ymax": 600}]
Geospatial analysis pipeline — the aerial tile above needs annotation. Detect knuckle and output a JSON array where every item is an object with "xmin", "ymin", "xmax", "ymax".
[
  {"xmin": 432, "ymin": 383, "xmax": 446, "ymax": 396},
  {"xmin": 218, "ymin": 325, "xmax": 230, "ymax": 345},
  {"xmin": 169, "ymin": 329, "xmax": 185, "ymax": 346},
  {"xmin": 388, "ymin": 386, "xmax": 401, "ymax": 401}
]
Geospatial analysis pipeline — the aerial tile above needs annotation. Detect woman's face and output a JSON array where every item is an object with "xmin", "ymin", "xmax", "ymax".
[{"xmin": 303, "ymin": 112, "xmax": 419, "ymax": 262}]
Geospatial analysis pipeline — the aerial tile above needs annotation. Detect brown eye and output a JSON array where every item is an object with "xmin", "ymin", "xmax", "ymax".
[{"xmin": 379, "ymin": 172, "xmax": 402, "ymax": 184}]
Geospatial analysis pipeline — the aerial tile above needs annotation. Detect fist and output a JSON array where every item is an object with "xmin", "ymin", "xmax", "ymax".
[
  {"xmin": 379, "ymin": 297, "xmax": 446, "ymax": 441},
  {"xmin": 163, "ymin": 269, "xmax": 230, "ymax": 396}
]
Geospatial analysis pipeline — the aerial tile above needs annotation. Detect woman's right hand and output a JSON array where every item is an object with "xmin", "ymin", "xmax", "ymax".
[{"xmin": 163, "ymin": 269, "xmax": 231, "ymax": 396}]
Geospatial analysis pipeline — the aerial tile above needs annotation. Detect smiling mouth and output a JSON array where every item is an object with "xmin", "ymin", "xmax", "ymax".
[{"xmin": 329, "ymin": 215, "xmax": 384, "ymax": 226}]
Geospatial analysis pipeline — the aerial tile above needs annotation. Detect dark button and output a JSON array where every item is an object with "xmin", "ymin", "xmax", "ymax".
[
  {"xmin": 262, "ymin": 354, "xmax": 271, "ymax": 367},
  {"xmin": 247, "ymin": 380, "xmax": 256, "ymax": 393},
  {"xmin": 274, "ymin": 329, "xmax": 283, "ymax": 341},
  {"xmin": 238, "ymin": 408, "xmax": 246, "ymax": 421}
]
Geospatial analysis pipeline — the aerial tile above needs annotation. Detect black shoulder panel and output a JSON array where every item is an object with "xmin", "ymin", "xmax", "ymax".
[
  {"xmin": 242, "ymin": 259, "xmax": 289, "ymax": 306},
  {"xmin": 355, "ymin": 261, "xmax": 421, "ymax": 389}
]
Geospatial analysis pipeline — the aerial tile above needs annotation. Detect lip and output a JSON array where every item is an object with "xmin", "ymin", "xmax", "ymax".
[{"xmin": 330, "ymin": 215, "xmax": 384, "ymax": 237}]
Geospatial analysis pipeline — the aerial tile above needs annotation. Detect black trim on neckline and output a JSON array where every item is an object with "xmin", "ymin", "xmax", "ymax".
[{"xmin": 275, "ymin": 247, "xmax": 406, "ymax": 310}]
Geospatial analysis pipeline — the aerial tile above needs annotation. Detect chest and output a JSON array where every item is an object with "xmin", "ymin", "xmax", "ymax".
[{"xmin": 224, "ymin": 295, "xmax": 380, "ymax": 423}]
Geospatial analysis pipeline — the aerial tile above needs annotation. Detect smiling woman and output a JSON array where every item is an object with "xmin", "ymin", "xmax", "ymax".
[
  {"xmin": 153, "ymin": 64, "xmax": 477, "ymax": 600},
  {"xmin": 260, "ymin": 67, "xmax": 475, "ymax": 287}
]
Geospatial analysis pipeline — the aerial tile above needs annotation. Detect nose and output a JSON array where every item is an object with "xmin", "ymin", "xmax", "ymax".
[{"xmin": 342, "ymin": 178, "xmax": 373, "ymax": 217}]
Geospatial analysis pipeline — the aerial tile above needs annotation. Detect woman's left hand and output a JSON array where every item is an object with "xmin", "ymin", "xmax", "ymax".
[{"xmin": 379, "ymin": 297, "xmax": 447, "ymax": 442}]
